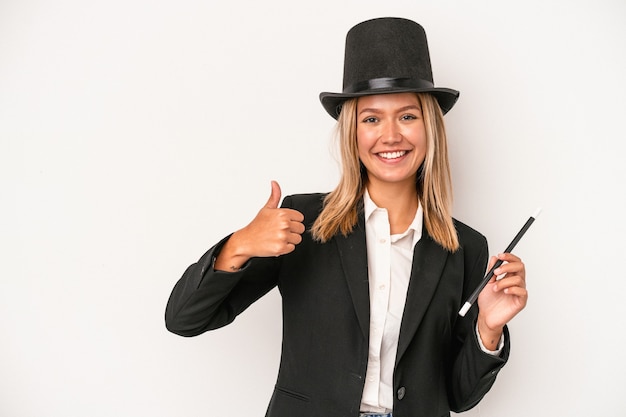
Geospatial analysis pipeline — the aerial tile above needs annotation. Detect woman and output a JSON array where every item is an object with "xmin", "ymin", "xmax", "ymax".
[{"xmin": 165, "ymin": 17, "xmax": 527, "ymax": 417}]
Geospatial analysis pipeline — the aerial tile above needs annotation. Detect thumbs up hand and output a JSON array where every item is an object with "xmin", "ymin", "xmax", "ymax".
[
  {"xmin": 264, "ymin": 180, "xmax": 283, "ymax": 209},
  {"xmin": 240, "ymin": 181, "xmax": 306, "ymax": 256},
  {"xmin": 214, "ymin": 181, "xmax": 305, "ymax": 272}
]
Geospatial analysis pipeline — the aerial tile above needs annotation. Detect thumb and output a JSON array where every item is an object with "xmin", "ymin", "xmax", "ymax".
[{"xmin": 264, "ymin": 180, "xmax": 282, "ymax": 209}]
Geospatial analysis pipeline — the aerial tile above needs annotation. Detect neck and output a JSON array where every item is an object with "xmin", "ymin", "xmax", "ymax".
[{"xmin": 366, "ymin": 180, "xmax": 419, "ymax": 234}]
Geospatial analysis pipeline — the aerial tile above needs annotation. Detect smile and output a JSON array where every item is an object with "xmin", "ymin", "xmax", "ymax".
[{"xmin": 377, "ymin": 151, "xmax": 407, "ymax": 160}]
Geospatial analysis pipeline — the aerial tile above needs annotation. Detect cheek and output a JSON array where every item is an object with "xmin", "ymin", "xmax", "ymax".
[
  {"xmin": 410, "ymin": 131, "xmax": 427, "ymax": 157},
  {"xmin": 356, "ymin": 126, "xmax": 378, "ymax": 147},
  {"xmin": 407, "ymin": 124, "xmax": 426, "ymax": 145},
  {"xmin": 355, "ymin": 131, "xmax": 369, "ymax": 159}
]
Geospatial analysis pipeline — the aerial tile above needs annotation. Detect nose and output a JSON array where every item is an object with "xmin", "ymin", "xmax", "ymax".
[{"xmin": 381, "ymin": 120, "xmax": 402, "ymax": 144}]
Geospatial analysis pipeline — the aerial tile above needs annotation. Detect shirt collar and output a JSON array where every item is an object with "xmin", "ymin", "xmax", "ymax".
[{"xmin": 363, "ymin": 188, "xmax": 423, "ymax": 247}]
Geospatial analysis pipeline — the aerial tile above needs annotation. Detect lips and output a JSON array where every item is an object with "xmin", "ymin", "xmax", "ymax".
[{"xmin": 377, "ymin": 150, "xmax": 408, "ymax": 160}]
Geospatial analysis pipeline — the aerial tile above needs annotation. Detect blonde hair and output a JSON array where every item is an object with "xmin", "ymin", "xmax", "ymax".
[{"xmin": 311, "ymin": 93, "xmax": 459, "ymax": 252}]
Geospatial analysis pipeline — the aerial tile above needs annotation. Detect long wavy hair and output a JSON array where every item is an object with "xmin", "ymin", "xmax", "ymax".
[{"xmin": 311, "ymin": 93, "xmax": 459, "ymax": 252}]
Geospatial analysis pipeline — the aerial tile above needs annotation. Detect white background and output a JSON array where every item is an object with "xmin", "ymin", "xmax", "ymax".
[{"xmin": 2, "ymin": 0, "xmax": 625, "ymax": 416}]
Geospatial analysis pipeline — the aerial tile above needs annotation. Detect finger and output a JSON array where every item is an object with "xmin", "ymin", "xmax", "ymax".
[
  {"xmin": 502, "ymin": 286, "xmax": 528, "ymax": 299},
  {"xmin": 273, "ymin": 208, "xmax": 304, "ymax": 227},
  {"xmin": 494, "ymin": 260, "xmax": 525, "ymax": 277},
  {"xmin": 493, "ymin": 276, "xmax": 526, "ymax": 292},
  {"xmin": 284, "ymin": 208, "xmax": 304, "ymax": 223},
  {"xmin": 497, "ymin": 252, "xmax": 521, "ymax": 263},
  {"xmin": 283, "ymin": 242, "xmax": 298, "ymax": 255},
  {"xmin": 486, "ymin": 256, "xmax": 499, "ymax": 282},
  {"xmin": 265, "ymin": 180, "xmax": 282, "ymax": 209},
  {"xmin": 290, "ymin": 220, "xmax": 306, "ymax": 235},
  {"xmin": 289, "ymin": 232, "xmax": 304, "ymax": 246}
]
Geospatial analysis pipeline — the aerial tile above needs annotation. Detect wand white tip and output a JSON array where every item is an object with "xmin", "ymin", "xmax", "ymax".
[
  {"xmin": 458, "ymin": 302, "xmax": 472, "ymax": 317},
  {"xmin": 532, "ymin": 207, "xmax": 543, "ymax": 219}
]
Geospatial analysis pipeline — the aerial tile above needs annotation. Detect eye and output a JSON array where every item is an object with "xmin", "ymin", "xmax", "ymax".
[
  {"xmin": 401, "ymin": 114, "xmax": 418, "ymax": 121},
  {"xmin": 361, "ymin": 116, "xmax": 379, "ymax": 123}
]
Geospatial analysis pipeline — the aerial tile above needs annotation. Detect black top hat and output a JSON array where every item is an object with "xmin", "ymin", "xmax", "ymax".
[{"xmin": 319, "ymin": 17, "xmax": 459, "ymax": 119}]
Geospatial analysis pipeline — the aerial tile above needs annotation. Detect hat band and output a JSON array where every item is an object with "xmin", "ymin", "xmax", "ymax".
[{"xmin": 343, "ymin": 77, "xmax": 435, "ymax": 94}]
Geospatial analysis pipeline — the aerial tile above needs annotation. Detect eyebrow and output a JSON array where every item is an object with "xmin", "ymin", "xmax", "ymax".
[{"xmin": 358, "ymin": 105, "xmax": 421, "ymax": 115}]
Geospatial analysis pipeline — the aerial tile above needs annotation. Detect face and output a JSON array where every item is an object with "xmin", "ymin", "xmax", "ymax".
[{"xmin": 356, "ymin": 92, "xmax": 427, "ymax": 190}]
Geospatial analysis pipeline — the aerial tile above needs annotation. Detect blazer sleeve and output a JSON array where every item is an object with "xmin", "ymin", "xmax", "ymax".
[
  {"xmin": 446, "ymin": 231, "xmax": 510, "ymax": 412},
  {"xmin": 164, "ymin": 193, "xmax": 321, "ymax": 337},
  {"xmin": 164, "ymin": 235, "xmax": 280, "ymax": 337}
]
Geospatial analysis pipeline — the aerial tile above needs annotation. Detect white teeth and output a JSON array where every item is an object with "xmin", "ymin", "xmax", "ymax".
[{"xmin": 378, "ymin": 151, "xmax": 406, "ymax": 159}]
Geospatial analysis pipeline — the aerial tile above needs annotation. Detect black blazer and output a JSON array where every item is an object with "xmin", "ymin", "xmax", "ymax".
[{"xmin": 165, "ymin": 193, "xmax": 509, "ymax": 417}]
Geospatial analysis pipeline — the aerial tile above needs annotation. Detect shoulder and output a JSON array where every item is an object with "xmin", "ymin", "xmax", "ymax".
[
  {"xmin": 452, "ymin": 218, "xmax": 491, "ymax": 288},
  {"xmin": 281, "ymin": 193, "xmax": 328, "ymax": 226},
  {"xmin": 453, "ymin": 218, "xmax": 488, "ymax": 253}
]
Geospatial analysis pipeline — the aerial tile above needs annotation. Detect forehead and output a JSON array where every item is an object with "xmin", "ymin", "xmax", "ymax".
[{"xmin": 356, "ymin": 92, "xmax": 420, "ymax": 110}]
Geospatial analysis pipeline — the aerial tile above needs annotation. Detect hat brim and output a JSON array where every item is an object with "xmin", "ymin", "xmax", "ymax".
[{"xmin": 319, "ymin": 87, "xmax": 460, "ymax": 120}]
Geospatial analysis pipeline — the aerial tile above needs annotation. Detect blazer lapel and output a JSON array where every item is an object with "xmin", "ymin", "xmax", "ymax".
[
  {"xmin": 334, "ymin": 212, "xmax": 370, "ymax": 339},
  {"xmin": 395, "ymin": 232, "xmax": 449, "ymax": 364}
]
